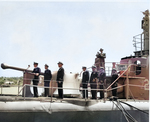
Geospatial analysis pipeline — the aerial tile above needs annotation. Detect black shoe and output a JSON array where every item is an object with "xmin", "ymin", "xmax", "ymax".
[{"xmin": 109, "ymin": 97, "xmax": 113, "ymax": 101}]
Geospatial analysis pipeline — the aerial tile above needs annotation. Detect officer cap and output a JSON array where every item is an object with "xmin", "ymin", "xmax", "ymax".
[
  {"xmin": 34, "ymin": 62, "xmax": 38, "ymax": 65},
  {"xmin": 82, "ymin": 66, "xmax": 86, "ymax": 69},
  {"xmin": 57, "ymin": 61, "xmax": 63, "ymax": 65},
  {"xmin": 100, "ymin": 48, "xmax": 103, "ymax": 51},
  {"xmin": 45, "ymin": 64, "xmax": 49, "ymax": 67},
  {"xmin": 92, "ymin": 66, "xmax": 96, "ymax": 68}
]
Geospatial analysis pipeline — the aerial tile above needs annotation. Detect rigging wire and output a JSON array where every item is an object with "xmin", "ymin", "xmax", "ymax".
[
  {"xmin": 117, "ymin": 101, "xmax": 138, "ymax": 122},
  {"xmin": 113, "ymin": 100, "xmax": 139, "ymax": 122},
  {"xmin": 112, "ymin": 101, "xmax": 130, "ymax": 122},
  {"xmin": 119, "ymin": 101, "xmax": 149, "ymax": 115}
]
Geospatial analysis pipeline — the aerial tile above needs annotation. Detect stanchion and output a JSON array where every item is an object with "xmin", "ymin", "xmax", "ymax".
[
  {"xmin": 51, "ymin": 81, "xmax": 53, "ymax": 102},
  {"xmin": 18, "ymin": 81, "xmax": 20, "ymax": 95},
  {"xmin": 1, "ymin": 85, "xmax": 2, "ymax": 95},
  {"xmin": 104, "ymin": 90, "xmax": 107, "ymax": 103},
  {"xmin": 85, "ymin": 88, "xmax": 86, "ymax": 101}
]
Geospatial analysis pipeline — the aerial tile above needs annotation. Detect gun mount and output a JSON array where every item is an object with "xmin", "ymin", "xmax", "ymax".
[
  {"xmin": 1, "ymin": 63, "xmax": 44, "ymax": 97},
  {"xmin": 1, "ymin": 63, "xmax": 58, "ymax": 97}
]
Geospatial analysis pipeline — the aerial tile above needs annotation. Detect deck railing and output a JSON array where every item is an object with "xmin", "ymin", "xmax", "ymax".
[
  {"xmin": 0, "ymin": 64, "xmax": 147, "ymax": 102},
  {"xmin": 133, "ymin": 33, "xmax": 144, "ymax": 52}
]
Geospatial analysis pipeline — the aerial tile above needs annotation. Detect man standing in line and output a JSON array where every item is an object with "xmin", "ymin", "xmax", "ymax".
[
  {"xmin": 44, "ymin": 64, "xmax": 52, "ymax": 97},
  {"xmin": 56, "ymin": 62, "xmax": 64, "ymax": 99},
  {"xmin": 111, "ymin": 68, "xmax": 118, "ymax": 97},
  {"xmin": 32, "ymin": 62, "xmax": 41, "ymax": 97},
  {"xmin": 82, "ymin": 66, "xmax": 89, "ymax": 99},
  {"xmin": 98, "ymin": 67, "xmax": 106, "ymax": 99},
  {"xmin": 90, "ymin": 66, "xmax": 98, "ymax": 99}
]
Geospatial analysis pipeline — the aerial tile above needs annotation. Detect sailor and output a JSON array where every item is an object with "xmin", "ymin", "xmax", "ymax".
[
  {"xmin": 98, "ymin": 67, "xmax": 106, "ymax": 99},
  {"xmin": 111, "ymin": 68, "xmax": 118, "ymax": 97},
  {"xmin": 95, "ymin": 48, "xmax": 106, "ymax": 70},
  {"xmin": 32, "ymin": 62, "xmax": 41, "ymax": 97},
  {"xmin": 90, "ymin": 66, "xmax": 98, "ymax": 99},
  {"xmin": 81, "ymin": 66, "xmax": 89, "ymax": 99},
  {"xmin": 56, "ymin": 62, "xmax": 64, "ymax": 99},
  {"xmin": 44, "ymin": 64, "xmax": 52, "ymax": 97}
]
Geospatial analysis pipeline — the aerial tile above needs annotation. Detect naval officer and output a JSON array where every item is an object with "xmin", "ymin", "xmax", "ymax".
[
  {"xmin": 111, "ymin": 68, "xmax": 118, "ymax": 97},
  {"xmin": 44, "ymin": 64, "xmax": 52, "ymax": 97},
  {"xmin": 98, "ymin": 67, "xmax": 106, "ymax": 99},
  {"xmin": 32, "ymin": 62, "xmax": 41, "ymax": 97},
  {"xmin": 82, "ymin": 66, "xmax": 89, "ymax": 99},
  {"xmin": 90, "ymin": 66, "xmax": 98, "ymax": 99},
  {"xmin": 56, "ymin": 62, "xmax": 64, "ymax": 99}
]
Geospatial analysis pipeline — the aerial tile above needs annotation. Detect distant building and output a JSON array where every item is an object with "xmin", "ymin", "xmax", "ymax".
[{"xmin": 4, "ymin": 81, "xmax": 14, "ymax": 85}]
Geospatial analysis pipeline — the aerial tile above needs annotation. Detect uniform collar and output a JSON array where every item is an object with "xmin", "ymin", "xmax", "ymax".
[
  {"xmin": 84, "ymin": 70, "xmax": 88, "ymax": 72},
  {"xmin": 59, "ymin": 67, "xmax": 63, "ymax": 70}
]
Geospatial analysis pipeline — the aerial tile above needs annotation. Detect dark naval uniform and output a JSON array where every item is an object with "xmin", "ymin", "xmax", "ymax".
[
  {"xmin": 90, "ymin": 71, "xmax": 98, "ymax": 99},
  {"xmin": 56, "ymin": 67, "xmax": 64, "ymax": 99},
  {"xmin": 111, "ymin": 74, "xmax": 118, "ymax": 97},
  {"xmin": 98, "ymin": 72, "xmax": 106, "ymax": 99},
  {"xmin": 44, "ymin": 69, "xmax": 52, "ymax": 97},
  {"xmin": 32, "ymin": 67, "xmax": 41, "ymax": 97},
  {"xmin": 82, "ymin": 70, "xmax": 89, "ymax": 98}
]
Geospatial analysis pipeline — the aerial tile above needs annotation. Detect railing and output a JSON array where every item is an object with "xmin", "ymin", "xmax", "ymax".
[
  {"xmin": 17, "ymin": 84, "xmax": 106, "ymax": 101},
  {"xmin": 89, "ymin": 62, "xmax": 145, "ymax": 76},
  {"xmin": 0, "ymin": 84, "xmax": 23, "ymax": 96},
  {"xmin": 15, "ymin": 65, "xmax": 138, "ymax": 102},
  {"xmin": 133, "ymin": 33, "xmax": 144, "ymax": 54},
  {"xmin": 88, "ymin": 62, "xmax": 120, "ymax": 76},
  {"xmin": 0, "ymin": 64, "xmax": 148, "ymax": 102},
  {"xmin": 16, "ymin": 83, "xmax": 146, "ymax": 103}
]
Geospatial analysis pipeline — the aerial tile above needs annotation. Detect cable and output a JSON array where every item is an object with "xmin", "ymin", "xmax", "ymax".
[
  {"xmin": 119, "ymin": 101, "xmax": 149, "ymax": 115},
  {"xmin": 112, "ymin": 101, "xmax": 130, "ymax": 122},
  {"xmin": 113, "ymin": 100, "xmax": 139, "ymax": 122},
  {"xmin": 117, "ymin": 101, "xmax": 138, "ymax": 122}
]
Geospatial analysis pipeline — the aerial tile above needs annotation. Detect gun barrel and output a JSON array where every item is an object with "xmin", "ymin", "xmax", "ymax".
[{"xmin": 1, "ymin": 63, "xmax": 33, "ymax": 72}]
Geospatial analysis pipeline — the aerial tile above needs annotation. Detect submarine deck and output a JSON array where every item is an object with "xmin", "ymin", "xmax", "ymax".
[{"xmin": 0, "ymin": 95, "xmax": 149, "ymax": 102}]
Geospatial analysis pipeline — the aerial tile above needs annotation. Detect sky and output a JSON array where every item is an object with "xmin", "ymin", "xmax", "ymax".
[{"xmin": 0, "ymin": 0, "xmax": 149, "ymax": 77}]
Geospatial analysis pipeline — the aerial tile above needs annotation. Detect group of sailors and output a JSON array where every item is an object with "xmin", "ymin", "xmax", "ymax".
[
  {"xmin": 82, "ymin": 66, "xmax": 118, "ymax": 99},
  {"xmin": 32, "ymin": 61, "xmax": 118, "ymax": 99},
  {"xmin": 32, "ymin": 61, "xmax": 64, "ymax": 98}
]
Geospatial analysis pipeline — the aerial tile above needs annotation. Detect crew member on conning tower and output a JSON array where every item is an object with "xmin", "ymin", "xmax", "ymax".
[{"xmin": 95, "ymin": 48, "xmax": 106, "ymax": 70}]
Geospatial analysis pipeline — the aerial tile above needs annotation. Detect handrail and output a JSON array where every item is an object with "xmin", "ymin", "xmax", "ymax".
[
  {"xmin": 16, "ymin": 83, "xmax": 109, "ymax": 102},
  {"xmin": 1, "ymin": 64, "xmax": 148, "ymax": 102},
  {"xmin": 106, "ymin": 64, "xmax": 131, "ymax": 90},
  {"xmin": 17, "ymin": 84, "xmax": 25, "ymax": 97},
  {"xmin": 0, "ymin": 81, "xmax": 148, "ymax": 103},
  {"xmin": 133, "ymin": 33, "xmax": 144, "ymax": 52}
]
